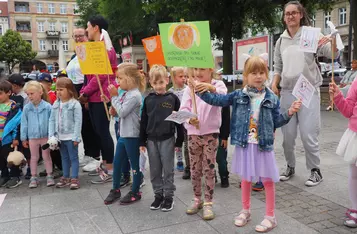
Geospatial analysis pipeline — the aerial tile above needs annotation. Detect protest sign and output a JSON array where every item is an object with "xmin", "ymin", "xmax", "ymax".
[
  {"xmin": 142, "ymin": 35, "xmax": 166, "ymax": 67},
  {"xmin": 299, "ymin": 26, "xmax": 321, "ymax": 53},
  {"xmin": 292, "ymin": 74, "xmax": 315, "ymax": 108},
  {"xmin": 165, "ymin": 111, "xmax": 197, "ymax": 124}
]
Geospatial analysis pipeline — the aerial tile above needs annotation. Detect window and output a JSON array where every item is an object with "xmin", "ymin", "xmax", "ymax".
[
  {"xmin": 48, "ymin": 3, "xmax": 55, "ymax": 14},
  {"xmin": 61, "ymin": 22, "xmax": 68, "ymax": 33},
  {"xmin": 60, "ymin": 4, "xmax": 66, "ymax": 14},
  {"xmin": 63, "ymin": 40, "xmax": 68, "ymax": 51},
  {"xmin": 74, "ymin": 4, "xmax": 79, "ymax": 14},
  {"xmin": 0, "ymin": 25, "xmax": 2, "ymax": 35},
  {"xmin": 37, "ymin": 22, "xmax": 44, "ymax": 32},
  {"xmin": 339, "ymin": 8, "xmax": 347, "ymax": 25},
  {"xmin": 49, "ymin": 22, "xmax": 56, "ymax": 31},
  {"xmin": 311, "ymin": 14, "xmax": 316, "ymax": 27},
  {"xmin": 39, "ymin": 40, "xmax": 46, "ymax": 51},
  {"xmin": 324, "ymin": 11, "xmax": 331, "ymax": 29},
  {"xmin": 51, "ymin": 40, "xmax": 57, "ymax": 50},
  {"xmin": 16, "ymin": 22, "xmax": 31, "ymax": 32},
  {"xmin": 15, "ymin": 2, "xmax": 29, "ymax": 12},
  {"xmin": 37, "ymin": 3, "xmax": 43, "ymax": 13},
  {"xmin": 25, "ymin": 40, "xmax": 32, "ymax": 46}
]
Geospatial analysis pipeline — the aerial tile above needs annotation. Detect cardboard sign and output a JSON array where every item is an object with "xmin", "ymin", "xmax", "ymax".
[
  {"xmin": 299, "ymin": 26, "xmax": 321, "ymax": 53},
  {"xmin": 75, "ymin": 41, "xmax": 113, "ymax": 75},
  {"xmin": 292, "ymin": 74, "xmax": 315, "ymax": 108},
  {"xmin": 142, "ymin": 35, "xmax": 166, "ymax": 67},
  {"xmin": 159, "ymin": 21, "xmax": 214, "ymax": 68},
  {"xmin": 165, "ymin": 111, "xmax": 197, "ymax": 124}
]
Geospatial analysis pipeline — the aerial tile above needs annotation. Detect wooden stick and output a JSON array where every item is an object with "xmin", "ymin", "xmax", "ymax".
[
  {"xmin": 95, "ymin": 74, "xmax": 110, "ymax": 121},
  {"xmin": 330, "ymin": 37, "xmax": 335, "ymax": 111}
]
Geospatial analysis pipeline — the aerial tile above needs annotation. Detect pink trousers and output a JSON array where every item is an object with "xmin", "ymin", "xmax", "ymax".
[{"xmin": 29, "ymin": 138, "xmax": 52, "ymax": 176}]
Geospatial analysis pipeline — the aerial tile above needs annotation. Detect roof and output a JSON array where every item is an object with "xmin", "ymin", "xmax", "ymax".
[{"xmin": 0, "ymin": 2, "xmax": 8, "ymax": 17}]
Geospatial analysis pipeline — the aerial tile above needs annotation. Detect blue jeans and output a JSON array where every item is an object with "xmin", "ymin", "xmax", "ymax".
[
  {"xmin": 60, "ymin": 140, "xmax": 79, "ymax": 178},
  {"xmin": 114, "ymin": 121, "xmax": 131, "ymax": 178},
  {"xmin": 113, "ymin": 137, "xmax": 141, "ymax": 193}
]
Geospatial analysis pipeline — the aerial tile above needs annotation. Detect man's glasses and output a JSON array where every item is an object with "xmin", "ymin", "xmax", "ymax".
[{"xmin": 72, "ymin": 35, "xmax": 85, "ymax": 39}]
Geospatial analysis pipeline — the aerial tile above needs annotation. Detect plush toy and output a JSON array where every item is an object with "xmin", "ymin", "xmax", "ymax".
[
  {"xmin": 42, "ymin": 136, "xmax": 61, "ymax": 151},
  {"xmin": 7, "ymin": 147, "xmax": 27, "ymax": 167}
]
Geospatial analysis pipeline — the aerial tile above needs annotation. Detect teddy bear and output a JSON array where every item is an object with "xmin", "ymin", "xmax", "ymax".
[
  {"xmin": 42, "ymin": 136, "xmax": 61, "ymax": 151},
  {"xmin": 7, "ymin": 147, "xmax": 27, "ymax": 168}
]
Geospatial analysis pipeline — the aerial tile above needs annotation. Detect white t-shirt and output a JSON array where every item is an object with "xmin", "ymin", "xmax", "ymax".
[{"xmin": 66, "ymin": 56, "xmax": 84, "ymax": 84}]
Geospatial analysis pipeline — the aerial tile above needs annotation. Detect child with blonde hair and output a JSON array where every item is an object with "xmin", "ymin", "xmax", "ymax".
[
  {"xmin": 104, "ymin": 63, "xmax": 146, "ymax": 205},
  {"xmin": 196, "ymin": 56, "xmax": 301, "ymax": 232}
]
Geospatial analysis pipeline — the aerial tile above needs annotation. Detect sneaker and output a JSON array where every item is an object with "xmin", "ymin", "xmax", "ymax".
[
  {"xmin": 186, "ymin": 198, "xmax": 203, "ymax": 215},
  {"xmin": 70, "ymin": 178, "xmax": 80, "ymax": 190},
  {"xmin": 150, "ymin": 194, "xmax": 164, "ymax": 210},
  {"xmin": 176, "ymin": 162, "xmax": 184, "ymax": 172},
  {"xmin": 182, "ymin": 168, "xmax": 191, "ymax": 180},
  {"xmin": 344, "ymin": 209, "xmax": 357, "ymax": 228},
  {"xmin": 104, "ymin": 189, "xmax": 121, "ymax": 205},
  {"xmin": 120, "ymin": 191, "xmax": 142, "ymax": 205},
  {"xmin": 161, "ymin": 197, "xmax": 174, "ymax": 212},
  {"xmin": 79, "ymin": 155, "xmax": 92, "ymax": 167},
  {"xmin": 56, "ymin": 177, "xmax": 70, "ymax": 188},
  {"xmin": 279, "ymin": 166, "xmax": 295, "ymax": 181},
  {"xmin": 39, "ymin": 169, "xmax": 47, "ymax": 177},
  {"xmin": 52, "ymin": 169, "xmax": 63, "ymax": 179},
  {"xmin": 29, "ymin": 177, "xmax": 39, "ymax": 188},
  {"xmin": 0, "ymin": 177, "xmax": 10, "ymax": 187},
  {"xmin": 221, "ymin": 176, "xmax": 230, "ymax": 188},
  {"xmin": 252, "ymin": 182, "xmax": 264, "ymax": 191},
  {"xmin": 305, "ymin": 168, "xmax": 323, "ymax": 187},
  {"xmin": 88, "ymin": 169, "xmax": 99, "ymax": 176},
  {"xmin": 6, "ymin": 177, "xmax": 22, "ymax": 188},
  {"xmin": 25, "ymin": 168, "xmax": 31, "ymax": 180},
  {"xmin": 46, "ymin": 175, "xmax": 55, "ymax": 187},
  {"xmin": 120, "ymin": 175, "xmax": 132, "ymax": 188},
  {"xmin": 82, "ymin": 158, "xmax": 100, "ymax": 172},
  {"xmin": 91, "ymin": 174, "xmax": 112, "ymax": 184},
  {"xmin": 203, "ymin": 202, "xmax": 215, "ymax": 220}
]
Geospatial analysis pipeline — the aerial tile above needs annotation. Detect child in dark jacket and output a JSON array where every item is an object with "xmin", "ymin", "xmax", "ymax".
[
  {"xmin": 140, "ymin": 65, "xmax": 184, "ymax": 212},
  {"xmin": 0, "ymin": 80, "xmax": 23, "ymax": 188}
]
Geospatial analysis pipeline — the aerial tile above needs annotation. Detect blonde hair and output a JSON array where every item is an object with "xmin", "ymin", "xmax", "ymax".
[
  {"xmin": 117, "ymin": 63, "xmax": 146, "ymax": 93},
  {"xmin": 149, "ymin": 64, "xmax": 167, "ymax": 82},
  {"xmin": 170, "ymin": 66, "xmax": 185, "ymax": 78},
  {"xmin": 242, "ymin": 56, "xmax": 269, "ymax": 86},
  {"xmin": 24, "ymin": 80, "xmax": 49, "ymax": 102}
]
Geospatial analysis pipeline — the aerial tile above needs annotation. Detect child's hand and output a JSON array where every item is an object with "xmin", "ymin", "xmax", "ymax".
[
  {"xmin": 140, "ymin": 146, "xmax": 147, "ymax": 153},
  {"xmin": 187, "ymin": 78, "xmax": 197, "ymax": 90},
  {"xmin": 195, "ymin": 82, "xmax": 215, "ymax": 93},
  {"xmin": 73, "ymin": 141, "xmax": 79, "ymax": 146},
  {"xmin": 189, "ymin": 117, "xmax": 199, "ymax": 128},
  {"xmin": 221, "ymin": 140, "xmax": 228, "ymax": 149},
  {"xmin": 101, "ymin": 95, "xmax": 110, "ymax": 103},
  {"xmin": 12, "ymin": 140, "xmax": 19, "ymax": 148},
  {"xmin": 22, "ymin": 140, "xmax": 29, "ymax": 148},
  {"xmin": 109, "ymin": 106, "xmax": 117, "ymax": 116},
  {"xmin": 288, "ymin": 100, "xmax": 302, "ymax": 116},
  {"xmin": 329, "ymin": 82, "xmax": 341, "ymax": 97},
  {"xmin": 108, "ymin": 84, "xmax": 118, "ymax": 97}
]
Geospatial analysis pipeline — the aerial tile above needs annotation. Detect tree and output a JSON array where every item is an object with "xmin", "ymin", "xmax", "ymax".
[
  {"xmin": 0, "ymin": 30, "xmax": 37, "ymax": 74},
  {"xmin": 75, "ymin": 0, "xmax": 100, "ymax": 28}
]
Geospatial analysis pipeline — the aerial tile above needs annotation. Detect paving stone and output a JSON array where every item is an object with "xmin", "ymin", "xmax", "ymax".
[
  {"xmin": 0, "ymin": 219, "xmax": 30, "ymax": 234},
  {"xmin": 0, "ymin": 197, "xmax": 29, "ymax": 223},
  {"xmin": 320, "ymin": 220, "xmax": 338, "ymax": 228}
]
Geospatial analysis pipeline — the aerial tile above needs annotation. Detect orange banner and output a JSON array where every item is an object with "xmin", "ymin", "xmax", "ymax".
[{"xmin": 142, "ymin": 35, "xmax": 166, "ymax": 67}]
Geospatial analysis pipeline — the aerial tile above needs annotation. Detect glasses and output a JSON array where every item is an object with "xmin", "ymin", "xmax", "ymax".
[
  {"xmin": 72, "ymin": 35, "xmax": 85, "ymax": 39},
  {"xmin": 284, "ymin": 11, "xmax": 300, "ymax": 18}
]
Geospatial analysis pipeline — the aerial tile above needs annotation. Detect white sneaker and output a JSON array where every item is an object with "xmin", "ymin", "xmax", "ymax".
[
  {"xmin": 82, "ymin": 158, "xmax": 100, "ymax": 172},
  {"xmin": 79, "ymin": 156, "xmax": 93, "ymax": 167}
]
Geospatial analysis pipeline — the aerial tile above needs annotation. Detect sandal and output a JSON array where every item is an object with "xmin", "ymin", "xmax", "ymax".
[
  {"xmin": 234, "ymin": 209, "xmax": 251, "ymax": 227},
  {"xmin": 344, "ymin": 209, "xmax": 357, "ymax": 228},
  {"xmin": 255, "ymin": 216, "xmax": 277, "ymax": 233}
]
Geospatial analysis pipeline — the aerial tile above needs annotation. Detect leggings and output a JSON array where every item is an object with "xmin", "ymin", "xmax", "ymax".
[
  {"xmin": 29, "ymin": 138, "xmax": 52, "ymax": 176},
  {"xmin": 188, "ymin": 134, "xmax": 218, "ymax": 202},
  {"xmin": 241, "ymin": 179, "xmax": 275, "ymax": 217},
  {"xmin": 349, "ymin": 164, "xmax": 357, "ymax": 210}
]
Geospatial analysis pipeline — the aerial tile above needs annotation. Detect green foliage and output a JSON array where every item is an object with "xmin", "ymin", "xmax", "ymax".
[
  {"xmin": 0, "ymin": 29, "xmax": 37, "ymax": 73},
  {"xmin": 75, "ymin": 0, "xmax": 100, "ymax": 28}
]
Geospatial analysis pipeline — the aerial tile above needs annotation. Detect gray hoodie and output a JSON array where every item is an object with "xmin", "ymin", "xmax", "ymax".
[
  {"xmin": 274, "ymin": 27, "xmax": 338, "ymax": 90},
  {"xmin": 112, "ymin": 88, "xmax": 142, "ymax": 138}
]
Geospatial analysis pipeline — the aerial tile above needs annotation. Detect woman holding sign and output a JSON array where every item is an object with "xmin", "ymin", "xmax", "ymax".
[
  {"xmin": 272, "ymin": 1, "xmax": 338, "ymax": 187},
  {"xmin": 79, "ymin": 15, "xmax": 118, "ymax": 184}
]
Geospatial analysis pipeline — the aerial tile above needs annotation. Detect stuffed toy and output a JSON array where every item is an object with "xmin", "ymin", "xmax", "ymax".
[
  {"xmin": 7, "ymin": 147, "xmax": 27, "ymax": 167},
  {"xmin": 42, "ymin": 136, "xmax": 61, "ymax": 151}
]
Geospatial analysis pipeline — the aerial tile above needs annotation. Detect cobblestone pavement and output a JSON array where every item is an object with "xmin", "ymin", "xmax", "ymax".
[{"xmin": 0, "ymin": 110, "xmax": 355, "ymax": 234}]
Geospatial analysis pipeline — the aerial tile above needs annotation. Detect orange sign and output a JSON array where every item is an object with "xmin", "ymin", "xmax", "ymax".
[{"xmin": 142, "ymin": 35, "xmax": 166, "ymax": 67}]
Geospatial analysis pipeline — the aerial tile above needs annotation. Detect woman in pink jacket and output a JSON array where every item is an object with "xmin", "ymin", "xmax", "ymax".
[{"xmin": 330, "ymin": 80, "xmax": 357, "ymax": 228}]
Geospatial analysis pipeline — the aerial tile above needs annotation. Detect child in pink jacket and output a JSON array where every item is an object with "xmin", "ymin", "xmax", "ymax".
[
  {"xmin": 180, "ymin": 68, "xmax": 227, "ymax": 220},
  {"xmin": 330, "ymin": 80, "xmax": 357, "ymax": 228}
]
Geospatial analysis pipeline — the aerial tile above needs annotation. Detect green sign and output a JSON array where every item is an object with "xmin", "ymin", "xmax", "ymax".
[{"xmin": 159, "ymin": 21, "xmax": 214, "ymax": 68}]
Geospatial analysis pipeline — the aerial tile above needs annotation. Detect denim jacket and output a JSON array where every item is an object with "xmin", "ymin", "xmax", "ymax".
[
  {"xmin": 21, "ymin": 100, "xmax": 52, "ymax": 141},
  {"xmin": 49, "ymin": 99, "xmax": 82, "ymax": 142},
  {"xmin": 1, "ymin": 103, "xmax": 21, "ymax": 146},
  {"xmin": 199, "ymin": 87, "xmax": 291, "ymax": 151}
]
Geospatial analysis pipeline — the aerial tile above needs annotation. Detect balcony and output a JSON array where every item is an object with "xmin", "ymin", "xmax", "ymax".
[
  {"xmin": 16, "ymin": 22, "xmax": 31, "ymax": 32},
  {"xmin": 48, "ymin": 50, "xmax": 59, "ymax": 57},
  {"xmin": 15, "ymin": 2, "xmax": 30, "ymax": 13},
  {"xmin": 46, "ymin": 31, "xmax": 60, "ymax": 39}
]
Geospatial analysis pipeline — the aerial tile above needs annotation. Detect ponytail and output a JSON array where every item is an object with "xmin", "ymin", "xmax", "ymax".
[
  {"xmin": 117, "ymin": 63, "xmax": 147, "ymax": 93},
  {"xmin": 138, "ymin": 70, "xmax": 147, "ymax": 93}
]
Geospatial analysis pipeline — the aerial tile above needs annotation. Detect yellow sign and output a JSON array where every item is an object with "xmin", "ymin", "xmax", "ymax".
[{"xmin": 75, "ymin": 41, "xmax": 113, "ymax": 75}]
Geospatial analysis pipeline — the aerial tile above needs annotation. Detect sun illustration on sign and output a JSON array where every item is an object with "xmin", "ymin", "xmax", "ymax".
[{"xmin": 168, "ymin": 23, "xmax": 200, "ymax": 50}]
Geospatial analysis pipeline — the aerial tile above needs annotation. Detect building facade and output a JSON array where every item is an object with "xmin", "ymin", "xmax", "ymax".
[
  {"xmin": 0, "ymin": 2, "xmax": 9, "ymax": 36},
  {"xmin": 314, "ymin": 0, "xmax": 352, "ymax": 66},
  {"xmin": 7, "ymin": 0, "xmax": 80, "ymax": 72}
]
